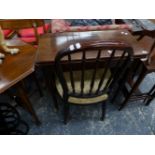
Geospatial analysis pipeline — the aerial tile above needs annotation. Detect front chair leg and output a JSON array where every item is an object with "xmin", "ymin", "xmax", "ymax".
[
  {"xmin": 64, "ymin": 102, "xmax": 70, "ymax": 125},
  {"xmin": 100, "ymin": 101, "xmax": 106, "ymax": 121}
]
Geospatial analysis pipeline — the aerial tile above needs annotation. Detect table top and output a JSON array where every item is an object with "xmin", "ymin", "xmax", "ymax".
[
  {"xmin": 0, "ymin": 39, "xmax": 37, "ymax": 94},
  {"xmin": 36, "ymin": 30, "xmax": 149, "ymax": 65}
]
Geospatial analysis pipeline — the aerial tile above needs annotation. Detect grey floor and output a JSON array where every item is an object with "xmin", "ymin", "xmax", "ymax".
[{"xmin": 1, "ymin": 72, "xmax": 155, "ymax": 135}]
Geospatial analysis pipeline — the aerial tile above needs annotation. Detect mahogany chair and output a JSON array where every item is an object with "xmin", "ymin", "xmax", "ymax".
[
  {"xmin": 55, "ymin": 41, "xmax": 133, "ymax": 124},
  {"xmin": 0, "ymin": 19, "xmax": 50, "ymax": 45}
]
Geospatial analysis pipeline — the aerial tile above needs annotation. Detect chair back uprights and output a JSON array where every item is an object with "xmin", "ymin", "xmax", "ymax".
[{"xmin": 55, "ymin": 41, "xmax": 133, "ymax": 104}]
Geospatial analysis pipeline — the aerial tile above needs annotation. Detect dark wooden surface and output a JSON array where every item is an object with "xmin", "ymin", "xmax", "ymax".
[
  {"xmin": 0, "ymin": 39, "xmax": 37, "ymax": 93},
  {"xmin": 0, "ymin": 38, "xmax": 40, "ymax": 124},
  {"xmin": 36, "ymin": 30, "xmax": 149, "ymax": 65}
]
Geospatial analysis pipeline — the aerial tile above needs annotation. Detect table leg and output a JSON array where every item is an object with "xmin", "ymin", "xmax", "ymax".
[
  {"xmin": 15, "ymin": 81, "xmax": 41, "ymax": 125},
  {"xmin": 43, "ymin": 65, "xmax": 59, "ymax": 111},
  {"xmin": 144, "ymin": 84, "xmax": 155, "ymax": 106},
  {"xmin": 119, "ymin": 63, "xmax": 147, "ymax": 110},
  {"xmin": 32, "ymin": 71, "xmax": 43, "ymax": 97}
]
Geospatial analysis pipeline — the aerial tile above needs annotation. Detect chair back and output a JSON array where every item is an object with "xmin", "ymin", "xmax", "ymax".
[
  {"xmin": 0, "ymin": 19, "xmax": 46, "ymax": 44},
  {"xmin": 55, "ymin": 41, "xmax": 133, "ymax": 100}
]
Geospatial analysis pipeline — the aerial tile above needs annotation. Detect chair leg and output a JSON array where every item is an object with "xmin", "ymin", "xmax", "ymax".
[
  {"xmin": 64, "ymin": 102, "xmax": 70, "ymax": 125},
  {"xmin": 100, "ymin": 102, "xmax": 106, "ymax": 121}
]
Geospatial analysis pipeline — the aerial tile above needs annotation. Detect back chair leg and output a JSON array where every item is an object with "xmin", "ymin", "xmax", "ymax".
[{"xmin": 100, "ymin": 102, "xmax": 106, "ymax": 121}]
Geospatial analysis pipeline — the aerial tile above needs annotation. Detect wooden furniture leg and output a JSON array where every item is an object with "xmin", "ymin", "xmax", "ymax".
[
  {"xmin": 144, "ymin": 84, "xmax": 155, "ymax": 106},
  {"xmin": 15, "ymin": 81, "xmax": 41, "ymax": 125},
  {"xmin": 43, "ymin": 66, "xmax": 59, "ymax": 110},
  {"xmin": 32, "ymin": 72, "xmax": 43, "ymax": 97},
  {"xmin": 119, "ymin": 64, "xmax": 147, "ymax": 110}
]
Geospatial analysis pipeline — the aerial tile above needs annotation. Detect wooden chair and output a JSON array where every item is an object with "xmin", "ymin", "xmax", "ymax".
[
  {"xmin": 0, "ymin": 19, "xmax": 50, "ymax": 45},
  {"xmin": 54, "ymin": 41, "xmax": 133, "ymax": 124},
  {"xmin": 3, "ymin": 29, "xmax": 15, "ymax": 39},
  {"xmin": 118, "ymin": 36, "xmax": 155, "ymax": 110}
]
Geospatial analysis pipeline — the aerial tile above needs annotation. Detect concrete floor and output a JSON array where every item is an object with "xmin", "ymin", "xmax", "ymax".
[{"xmin": 1, "ymin": 72, "xmax": 155, "ymax": 135}]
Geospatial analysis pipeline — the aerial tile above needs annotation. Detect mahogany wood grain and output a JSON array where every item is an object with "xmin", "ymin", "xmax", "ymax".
[
  {"xmin": 0, "ymin": 39, "xmax": 37, "ymax": 93},
  {"xmin": 0, "ymin": 39, "xmax": 40, "ymax": 124},
  {"xmin": 36, "ymin": 30, "xmax": 149, "ymax": 65}
]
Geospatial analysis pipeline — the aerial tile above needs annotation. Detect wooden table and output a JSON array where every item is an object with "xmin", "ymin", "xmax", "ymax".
[
  {"xmin": 36, "ymin": 30, "xmax": 150, "ymax": 109},
  {"xmin": 0, "ymin": 39, "xmax": 40, "ymax": 124},
  {"xmin": 116, "ymin": 19, "xmax": 155, "ymax": 54},
  {"xmin": 37, "ymin": 30, "xmax": 149, "ymax": 65}
]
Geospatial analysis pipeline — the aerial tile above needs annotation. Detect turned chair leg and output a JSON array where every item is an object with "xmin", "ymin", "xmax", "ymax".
[
  {"xmin": 101, "ymin": 102, "xmax": 106, "ymax": 121},
  {"xmin": 64, "ymin": 101, "xmax": 70, "ymax": 125}
]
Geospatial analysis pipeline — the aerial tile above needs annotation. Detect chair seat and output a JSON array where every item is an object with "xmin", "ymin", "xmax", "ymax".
[
  {"xmin": 18, "ymin": 23, "xmax": 50, "ymax": 37},
  {"xmin": 56, "ymin": 69, "xmax": 111, "ymax": 104}
]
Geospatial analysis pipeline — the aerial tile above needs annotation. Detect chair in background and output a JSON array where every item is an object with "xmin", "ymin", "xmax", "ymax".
[
  {"xmin": 18, "ymin": 20, "xmax": 50, "ymax": 45},
  {"xmin": 55, "ymin": 41, "xmax": 133, "ymax": 124},
  {"xmin": 3, "ymin": 29, "xmax": 15, "ymax": 39},
  {"xmin": 0, "ymin": 19, "xmax": 50, "ymax": 45},
  {"xmin": 118, "ymin": 36, "xmax": 155, "ymax": 110}
]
